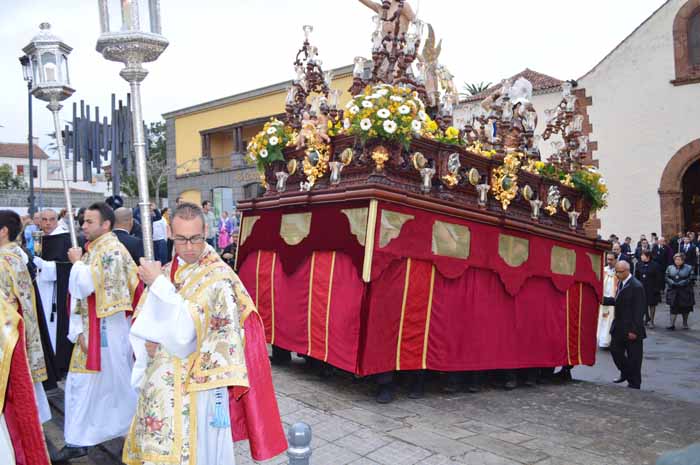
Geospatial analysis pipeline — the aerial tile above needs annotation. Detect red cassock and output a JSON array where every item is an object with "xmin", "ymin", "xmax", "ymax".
[
  {"xmin": 4, "ymin": 319, "xmax": 51, "ymax": 465},
  {"xmin": 168, "ymin": 259, "xmax": 287, "ymax": 462}
]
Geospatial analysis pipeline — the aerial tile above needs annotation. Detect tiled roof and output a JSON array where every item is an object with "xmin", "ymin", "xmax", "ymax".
[
  {"xmin": 0, "ymin": 143, "xmax": 49, "ymax": 160},
  {"xmin": 461, "ymin": 68, "xmax": 564, "ymax": 103}
]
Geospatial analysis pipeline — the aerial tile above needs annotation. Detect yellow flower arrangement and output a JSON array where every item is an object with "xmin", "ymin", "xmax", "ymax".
[
  {"xmin": 246, "ymin": 118, "xmax": 296, "ymax": 173},
  {"xmin": 344, "ymin": 84, "xmax": 439, "ymax": 148}
]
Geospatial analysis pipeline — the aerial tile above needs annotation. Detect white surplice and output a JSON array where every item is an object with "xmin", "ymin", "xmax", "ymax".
[
  {"xmin": 64, "ymin": 261, "xmax": 137, "ymax": 447},
  {"xmin": 0, "ymin": 415, "xmax": 16, "ymax": 465},
  {"xmin": 130, "ymin": 272, "xmax": 236, "ymax": 465},
  {"xmin": 596, "ymin": 266, "xmax": 617, "ymax": 348}
]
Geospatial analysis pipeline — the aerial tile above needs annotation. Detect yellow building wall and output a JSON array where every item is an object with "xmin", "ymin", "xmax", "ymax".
[
  {"xmin": 180, "ymin": 189, "xmax": 202, "ymax": 204},
  {"xmin": 174, "ymin": 74, "xmax": 354, "ymax": 176}
]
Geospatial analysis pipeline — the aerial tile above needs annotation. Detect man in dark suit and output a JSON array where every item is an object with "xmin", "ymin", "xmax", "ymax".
[
  {"xmin": 113, "ymin": 207, "xmax": 144, "ymax": 264},
  {"xmin": 610, "ymin": 260, "xmax": 647, "ymax": 389},
  {"xmin": 680, "ymin": 236, "xmax": 697, "ymax": 270}
]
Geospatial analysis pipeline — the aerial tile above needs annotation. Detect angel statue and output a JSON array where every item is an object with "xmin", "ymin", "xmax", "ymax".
[{"xmin": 417, "ymin": 23, "xmax": 442, "ymax": 107}]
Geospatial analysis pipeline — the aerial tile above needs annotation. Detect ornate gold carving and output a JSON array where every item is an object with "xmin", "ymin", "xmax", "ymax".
[
  {"xmin": 551, "ymin": 246, "xmax": 577, "ymax": 275},
  {"xmin": 468, "ymin": 167, "xmax": 480, "ymax": 186},
  {"xmin": 441, "ymin": 173, "xmax": 459, "ymax": 188},
  {"xmin": 412, "ymin": 152, "xmax": 427, "ymax": 170},
  {"xmin": 587, "ymin": 252, "xmax": 601, "ymax": 280},
  {"xmin": 362, "ymin": 200, "xmax": 379, "ymax": 283},
  {"xmin": 340, "ymin": 147, "xmax": 354, "ymax": 165},
  {"xmin": 432, "ymin": 221, "xmax": 470, "ymax": 259},
  {"xmin": 239, "ymin": 216, "xmax": 260, "ymax": 246},
  {"xmin": 379, "ymin": 210, "xmax": 414, "ymax": 248},
  {"xmin": 287, "ymin": 158, "xmax": 298, "ymax": 176},
  {"xmin": 372, "ymin": 146, "xmax": 390, "ymax": 172},
  {"xmin": 491, "ymin": 152, "xmax": 521, "ymax": 210},
  {"xmin": 498, "ymin": 234, "xmax": 530, "ymax": 267},
  {"xmin": 302, "ymin": 142, "xmax": 330, "ymax": 189},
  {"xmin": 522, "ymin": 184, "xmax": 534, "ymax": 201},
  {"xmin": 341, "ymin": 208, "xmax": 369, "ymax": 246},
  {"xmin": 280, "ymin": 212, "xmax": 312, "ymax": 246}
]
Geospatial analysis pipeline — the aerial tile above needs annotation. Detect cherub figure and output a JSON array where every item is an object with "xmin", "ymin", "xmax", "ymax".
[{"xmin": 297, "ymin": 111, "xmax": 318, "ymax": 149}]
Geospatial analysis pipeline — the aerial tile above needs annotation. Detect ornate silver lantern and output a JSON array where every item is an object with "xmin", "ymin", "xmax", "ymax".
[
  {"xmin": 22, "ymin": 23, "xmax": 78, "ymax": 247},
  {"xmin": 96, "ymin": 0, "xmax": 168, "ymax": 261}
]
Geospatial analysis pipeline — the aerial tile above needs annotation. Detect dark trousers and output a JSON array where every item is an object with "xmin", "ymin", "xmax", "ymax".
[{"xmin": 610, "ymin": 335, "xmax": 643, "ymax": 388}]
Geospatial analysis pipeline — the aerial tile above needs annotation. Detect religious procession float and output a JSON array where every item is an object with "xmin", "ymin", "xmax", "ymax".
[{"xmin": 236, "ymin": 0, "xmax": 609, "ymax": 377}]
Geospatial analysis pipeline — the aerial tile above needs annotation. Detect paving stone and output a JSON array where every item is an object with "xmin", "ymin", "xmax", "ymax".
[
  {"xmin": 510, "ymin": 423, "xmax": 596, "ymax": 449},
  {"xmin": 334, "ymin": 407, "xmax": 405, "ymax": 432},
  {"xmin": 519, "ymin": 438, "xmax": 620, "ymax": 465},
  {"xmin": 347, "ymin": 458, "xmax": 381, "ymax": 465},
  {"xmin": 488, "ymin": 430, "xmax": 536, "ymax": 445},
  {"xmin": 455, "ymin": 449, "xmax": 526, "ymax": 465},
  {"xmin": 419, "ymin": 453, "xmax": 468, "ymax": 465},
  {"xmin": 366, "ymin": 440, "xmax": 433, "ymax": 465},
  {"xmin": 310, "ymin": 442, "xmax": 361, "ymax": 465},
  {"xmin": 334, "ymin": 428, "xmax": 393, "ymax": 456},
  {"xmin": 460, "ymin": 434, "xmax": 548, "ymax": 464},
  {"xmin": 388, "ymin": 426, "xmax": 475, "ymax": 457},
  {"xmin": 312, "ymin": 415, "xmax": 363, "ymax": 442},
  {"xmin": 455, "ymin": 420, "xmax": 510, "ymax": 435}
]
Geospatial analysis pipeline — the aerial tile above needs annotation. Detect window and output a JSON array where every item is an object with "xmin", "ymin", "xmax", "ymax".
[
  {"xmin": 690, "ymin": 10, "xmax": 700, "ymax": 66},
  {"xmin": 16, "ymin": 165, "xmax": 24, "ymax": 176},
  {"xmin": 672, "ymin": 1, "xmax": 700, "ymax": 85}
]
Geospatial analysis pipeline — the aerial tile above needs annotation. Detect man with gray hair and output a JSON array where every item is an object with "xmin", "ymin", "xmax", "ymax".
[
  {"xmin": 113, "ymin": 207, "xmax": 144, "ymax": 264},
  {"xmin": 610, "ymin": 260, "xmax": 646, "ymax": 389}
]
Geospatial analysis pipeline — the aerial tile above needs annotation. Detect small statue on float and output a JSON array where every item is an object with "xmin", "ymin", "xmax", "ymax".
[
  {"xmin": 417, "ymin": 24, "xmax": 442, "ymax": 107},
  {"xmin": 297, "ymin": 111, "xmax": 317, "ymax": 149},
  {"xmin": 358, "ymin": 0, "xmax": 416, "ymax": 36}
]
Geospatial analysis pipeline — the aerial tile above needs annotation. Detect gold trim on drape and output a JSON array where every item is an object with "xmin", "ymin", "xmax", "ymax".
[
  {"xmin": 341, "ymin": 208, "xmax": 369, "ymax": 246},
  {"xmin": 280, "ymin": 213, "xmax": 312, "ymax": 246},
  {"xmin": 587, "ymin": 253, "xmax": 601, "ymax": 280},
  {"xmin": 239, "ymin": 216, "xmax": 260, "ymax": 246},
  {"xmin": 379, "ymin": 210, "xmax": 414, "ymax": 248},
  {"xmin": 551, "ymin": 246, "xmax": 576, "ymax": 275},
  {"xmin": 432, "ymin": 221, "xmax": 470, "ymax": 259},
  {"xmin": 362, "ymin": 200, "xmax": 379, "ymax": 283},
  {"xmin": 498, "ymin": 234, "xmax": 530, "ymax": 267}
]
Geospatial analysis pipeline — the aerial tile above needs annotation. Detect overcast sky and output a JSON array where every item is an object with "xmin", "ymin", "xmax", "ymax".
[{"xmin": 1, "ymin": 0, "xmax": 666, "ymax": 151}]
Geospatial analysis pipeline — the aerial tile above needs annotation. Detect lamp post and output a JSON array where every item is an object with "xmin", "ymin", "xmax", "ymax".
[
  {"xmin": 22, "ymin": 23, "xmax": 78, "ymax": 247},
  {"xmin": 95, "ymin": 0, "xmax": 168, "ymax": 261},
  {"xmin": 19, "ymin": 55, "xmax": 36, "ymax": 215}
]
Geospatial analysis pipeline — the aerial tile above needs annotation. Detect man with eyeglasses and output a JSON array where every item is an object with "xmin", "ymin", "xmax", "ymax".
[
  {"xmin": 51, "ymin": 202, "xmax": 140, "ymax": 462},
  {"xmin": 609, "ymin": 260, "xmax": 647, "ymax": 389},
  {"xmin": 125, "ymin": 202, "xmax": 286, "ymax": 464}
]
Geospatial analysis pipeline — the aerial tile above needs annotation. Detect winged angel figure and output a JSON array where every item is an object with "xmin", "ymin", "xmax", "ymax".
[{"xmin": 417, "ymin": 24, "xmax": 442, "ymax": 107}]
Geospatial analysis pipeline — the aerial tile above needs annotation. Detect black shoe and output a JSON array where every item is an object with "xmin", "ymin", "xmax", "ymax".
[
  {"xmin": 443, "ymin": 382, "xmax": 459, "ymax": 394},
  {"xmin": 666, "ymin": 326, "xmax": 675, "ymax": 330},
  {"xmin": 613, "ymin": 377, "xmax": 627, "ymax": 384},
  {"xmin": 408, "ymin": 381, "xmax": 425, "ymax": 399},
  {"xmin": 319, "ymin": 364, "xmax": 335, "ymax": 379},
  {"xmin": 627, "ymin": 384, "xmax": 640, "ymax": 389},
  {"xmin": 50, "ymin": 446, "xmax": 88, "ymax": 463},
  {"xmin": 376, "ymin": 385, "xmax": 395, "ymax": 404},
  {"xmin": 553, "ymin": 369, "xmax": 572, "ymax": 383},
  {"xmin": 682, "ymin": 325, "xmax": 690, "ymax": 330}
]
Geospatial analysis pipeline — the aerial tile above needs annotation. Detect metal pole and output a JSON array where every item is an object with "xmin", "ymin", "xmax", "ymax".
[
  {"xmin": 27, "ymin": 80, "xmax": 36, "ymax": 214},
  {"xmin": 48, "ymin": 101, "xmax": 78, "ymax": 248},
  {"xmin": 122, "ymin": 65, "xmax": 154, "ymax": 260}
]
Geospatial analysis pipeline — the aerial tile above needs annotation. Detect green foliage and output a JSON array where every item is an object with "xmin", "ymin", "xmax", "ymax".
[
  {"xmin": 462, "ymin": 81, "xmax": 492, "ymax": 96},
  {"xmin": 0, "ymin": 164, "xmax": 27, "ymax": 190},
  {"xmin": 119, "ymin": 121, "xmax": 168, "ymax": 199}
]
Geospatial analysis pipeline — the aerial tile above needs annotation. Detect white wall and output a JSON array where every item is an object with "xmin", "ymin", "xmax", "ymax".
[
  {"xmin": 0, "ymin": 155, "xmax": 110, "ymax": 194},
  {"xmin": 580, "ymin": 0, "xmax": 700, "ymax": 240}
]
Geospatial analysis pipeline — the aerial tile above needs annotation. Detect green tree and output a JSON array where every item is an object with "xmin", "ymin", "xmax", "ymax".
[
  {"xmin": 462, "ymin": 81, "xmax": 492, "ymax": 97},
  {"xmin": 119, "ymin": 121, "xmax": 168, "ymax": 205},
  {"xmin": 0, "ymin": 164, "xmax": 27, "ymax": 190}
]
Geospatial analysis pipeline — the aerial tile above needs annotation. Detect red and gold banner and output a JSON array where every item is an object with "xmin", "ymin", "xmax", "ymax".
[
  {"xmin": 307, "ymin": 251, "xmax": 336, "ymax": 362},
  {"xmin": 396, "ymin": 259, "xmax": 435, "ymax": 371}
]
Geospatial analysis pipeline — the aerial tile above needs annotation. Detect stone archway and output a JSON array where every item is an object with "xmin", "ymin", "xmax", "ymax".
[{"xmin": 659, "ymin": 139, "xmax": 700, "ymax": 238}]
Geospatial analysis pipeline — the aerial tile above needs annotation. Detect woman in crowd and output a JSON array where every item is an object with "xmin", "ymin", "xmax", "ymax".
[
  {"xmin": 635, "ymin": 251, "xmax": 662, "ymax": 328},
  {"xmin": 217, "ymin": 210, "xmax": 233, "ymax": 250},
  {"xmin": 665, "ymin": 253, "xmax": 694, "ymax": 330}
]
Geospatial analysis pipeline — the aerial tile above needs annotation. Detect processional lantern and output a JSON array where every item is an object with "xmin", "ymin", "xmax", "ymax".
[
  {"xmin": 22, "ymin": 22, "xmax": 78, "ymax": 247},
  {"xmin": 95, "ymin": 0, "xmax": 168, "ymax": 261}
]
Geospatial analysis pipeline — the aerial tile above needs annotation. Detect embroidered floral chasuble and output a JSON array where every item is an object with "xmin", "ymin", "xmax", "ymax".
[
  {"xmin": 0, "ymin": 242, "xmax": 47, "ymax": 383},
  {"xmin": 0, "ymin": 289, "xmax": 20, "ymax": 412},
  {"xmin": 69, "ymin": 232, "xmax": 138, "ymax": 374},
  {"xmin": 123, "ymin": 247, "xmax": 249, "ymax": 465}
]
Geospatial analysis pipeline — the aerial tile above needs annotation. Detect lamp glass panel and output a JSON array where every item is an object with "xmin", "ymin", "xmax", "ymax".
[{"xmin": 41, "ymin": 52, "xmax": 57, "ymax": 83}]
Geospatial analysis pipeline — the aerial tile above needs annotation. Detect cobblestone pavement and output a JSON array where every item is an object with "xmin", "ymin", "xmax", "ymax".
[{"xmin": 43, "ymin": 301, "xmax": 700, "ymax": 465}]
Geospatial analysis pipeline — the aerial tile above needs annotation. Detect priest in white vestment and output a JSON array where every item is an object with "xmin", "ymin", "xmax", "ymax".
[
  {"xmin": 597, "ymin": 252, "xmax": 618, "ymax": 348},
  {"xmin": 124, "ymin": 202, "xmax": 287, "ymax": 465},
  {"xmin": 51, "ymin": 203, "xmax": 139, "ymax": 462}
]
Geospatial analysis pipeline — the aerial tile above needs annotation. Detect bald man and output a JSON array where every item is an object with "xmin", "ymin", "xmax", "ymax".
[
  {"xmin": 33, "ymin": 209, "xmax": 75, "ymax": 377},
  {"xmin": 113, "ymin": 207, "xmax": 144, "ymax": 264},
  {"xmin": 610, "ymin": 260, "xmax": 647, "ymax": 389}
]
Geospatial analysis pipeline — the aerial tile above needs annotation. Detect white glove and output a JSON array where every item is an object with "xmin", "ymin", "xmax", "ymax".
[{"xmin": 33, "ymin": 256, "xmax": 44, "ymax": 269}]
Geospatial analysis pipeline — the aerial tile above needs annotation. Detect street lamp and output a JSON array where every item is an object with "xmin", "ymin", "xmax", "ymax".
[
  {"xmin": 95, "ymin": 0, "xmax": 168, "ymax": 261},
  {"xmin": 22, "ymin": 23, "xmax": 78, "ymax": 247},
  {"xmin": 18, "ymin": 55, "xmax": 36, "ymax": 215}
]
